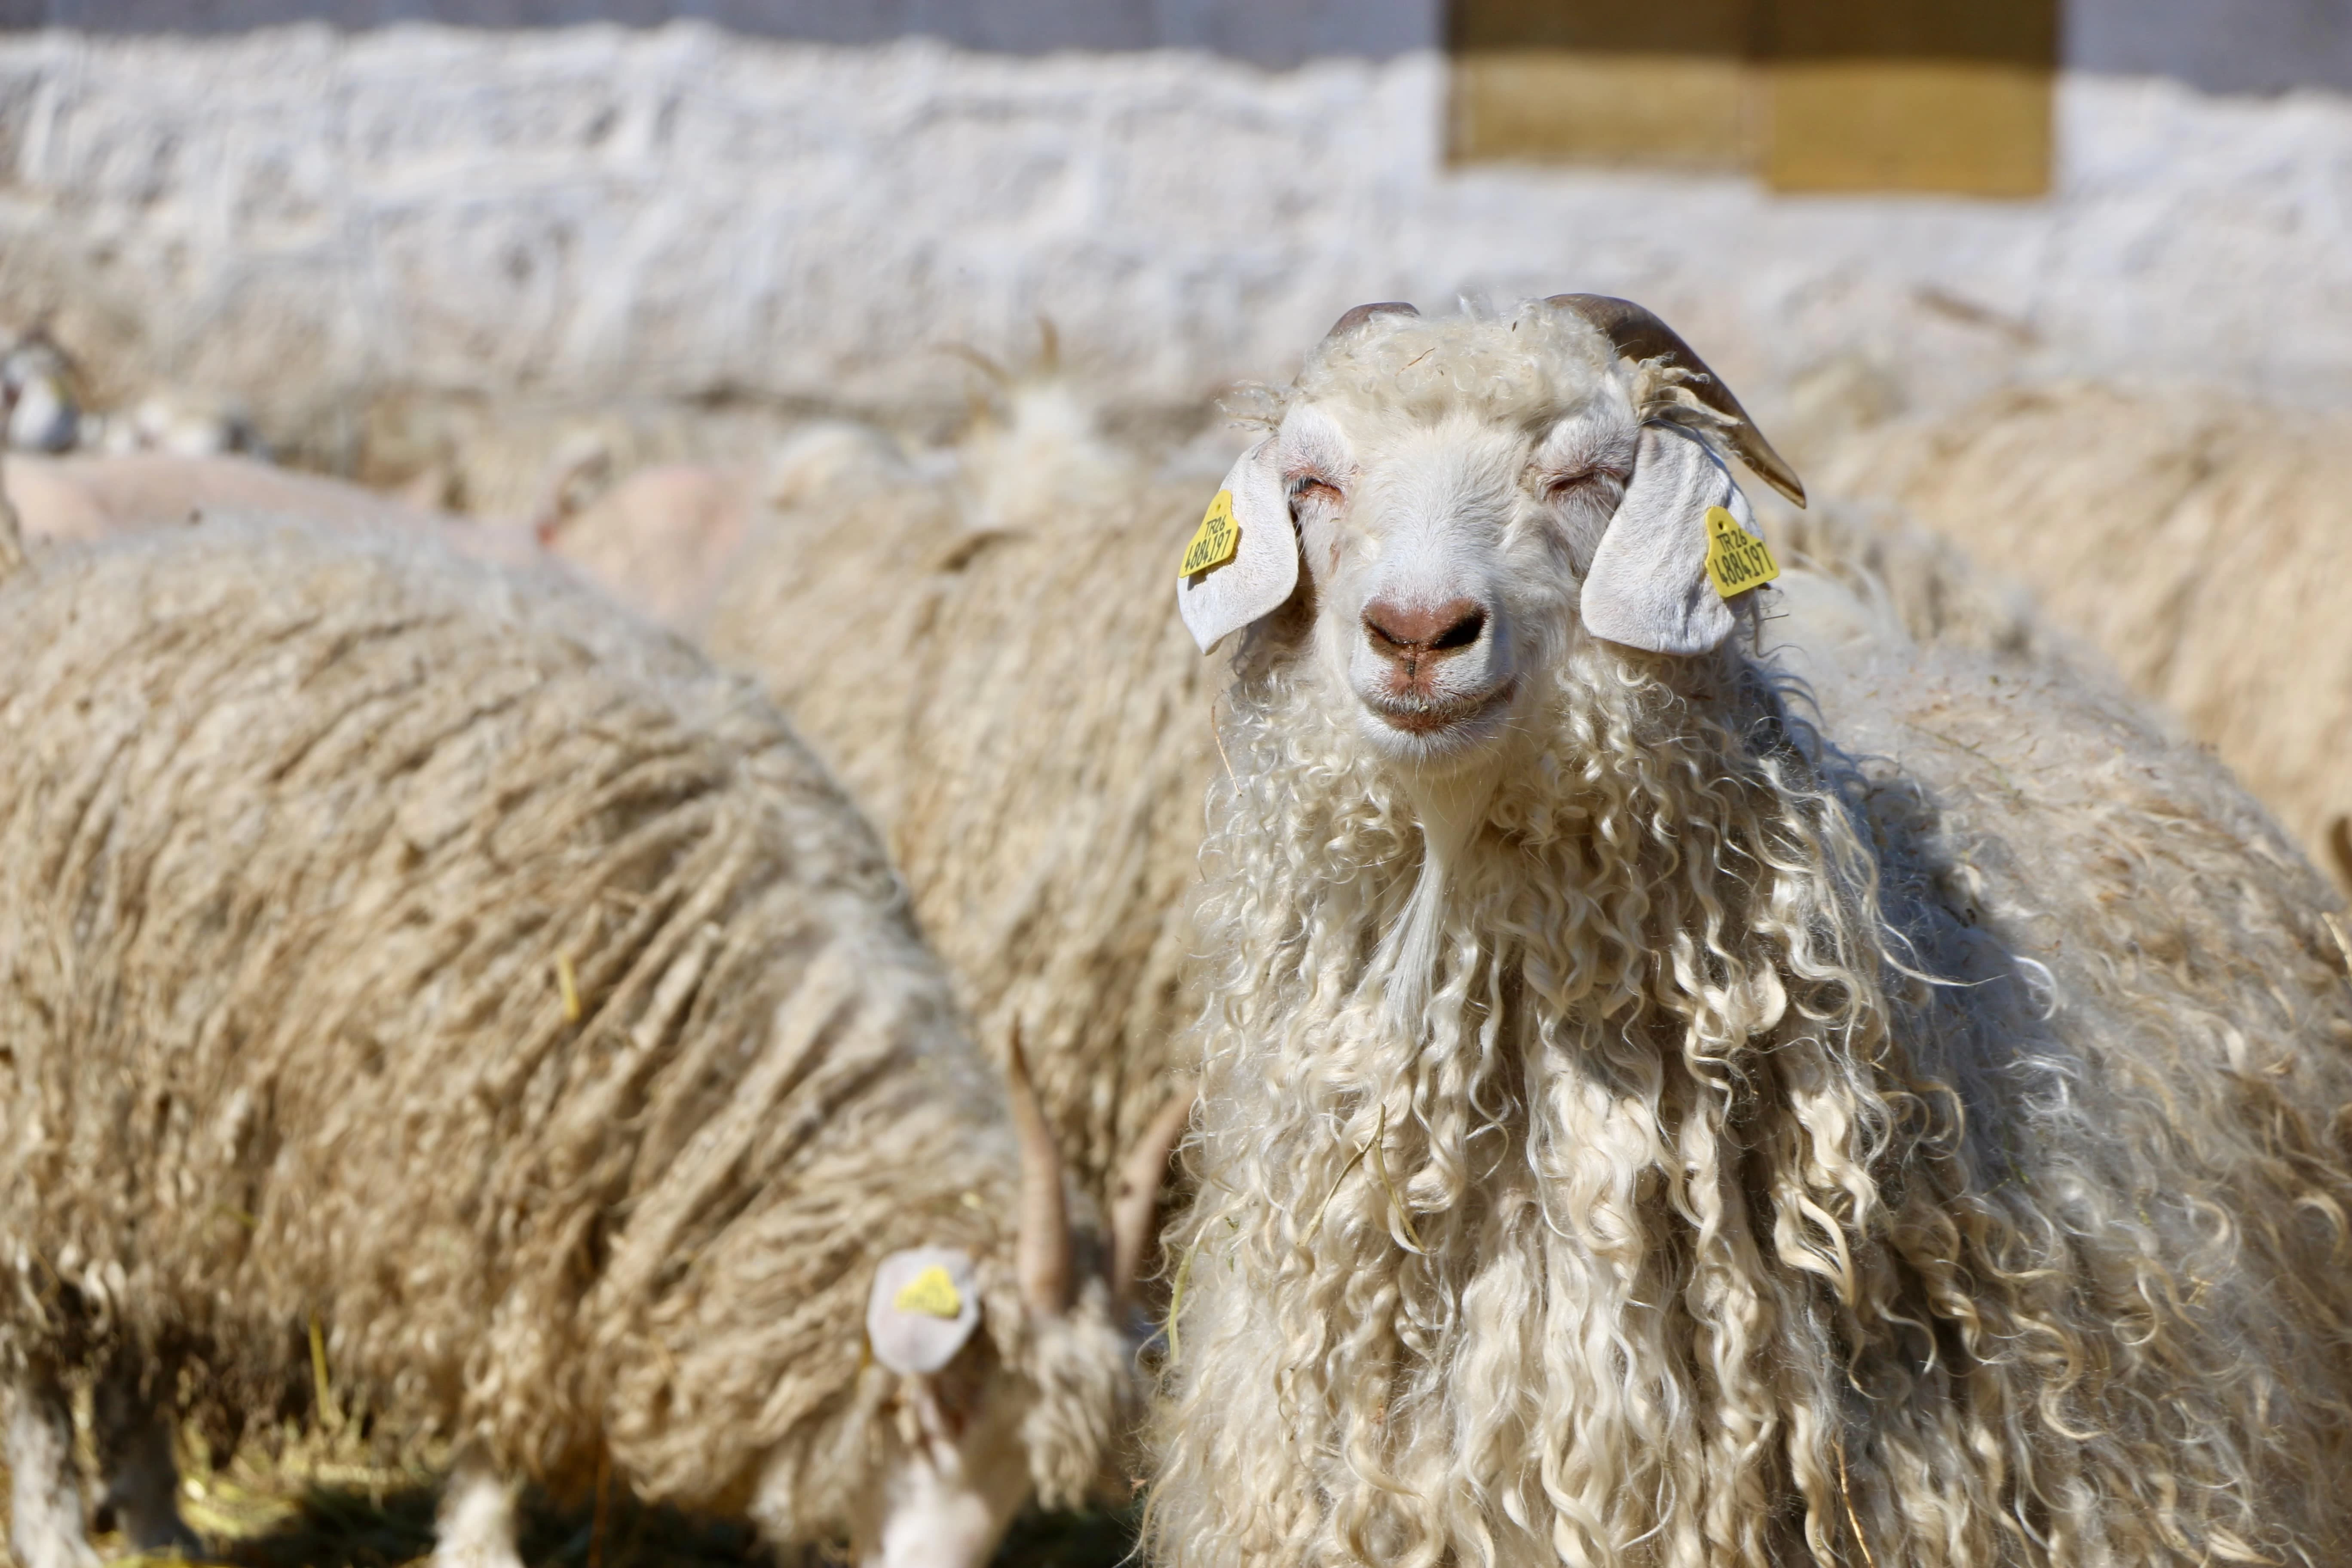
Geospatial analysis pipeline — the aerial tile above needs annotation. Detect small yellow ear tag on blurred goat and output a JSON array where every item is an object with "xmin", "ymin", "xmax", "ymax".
[
  {"xmin": 1179, "ymin": 490, "xmax": 1241, "ymax": 579},
  {"xmin": 892, "ymin": 1265, "xmax": 964, "ymax": 1319},
  {"xmin": 1703, "ymin": 506, "xmax": 1780, "ymax": 598}
]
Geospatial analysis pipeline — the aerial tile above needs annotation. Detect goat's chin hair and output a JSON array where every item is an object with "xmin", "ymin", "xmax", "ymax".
[
  {"xmin": 1149, "ymin": 627, "xmax": 2312, "ymax": 1568},
  {"xmin": 1350, "ymin": 702, "xmax": 1520, "ymax": 781}
]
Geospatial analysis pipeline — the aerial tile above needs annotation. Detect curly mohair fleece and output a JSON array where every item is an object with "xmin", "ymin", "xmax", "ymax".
[
  {"xmin": 1149, "ymin": 318, "xmax": 2352, "ymax": 1568},
  {"xmin": 1817, "ymin": 379, "xmax": 2352, "ymax": 885},
  {"xmin": 0, "ymin": 518, "xmax": 1126, "ymax": 1537},
  {"xmin": 705, "ymin": 385, "xmax": 1214, "ymax": 1214},
  {"xmin": 700, "ymin": 389, "xmax": 2080, "ymax": 1259}
]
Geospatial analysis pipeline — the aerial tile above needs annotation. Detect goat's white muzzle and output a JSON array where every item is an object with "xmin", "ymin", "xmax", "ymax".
[{"xmin": 1348, "ymin": 588, "xmax": 1516, "ymax": 762}]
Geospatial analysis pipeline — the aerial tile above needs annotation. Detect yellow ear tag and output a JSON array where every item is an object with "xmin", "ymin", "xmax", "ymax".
[
  {"xmin": 1703, "ymin": 506, "xmax": 1780, "ymax": 598},
  {"xmin": 891, "ymin": 1265, "xmax": 964, "ymax": 1319},
  {"xmin": 1179, "ymin": 490, "xmax": 1241, "ymax": 580}
]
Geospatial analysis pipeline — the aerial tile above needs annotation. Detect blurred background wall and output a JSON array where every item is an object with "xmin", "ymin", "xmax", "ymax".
[{"xmin": 0, "ymin": 0, "xmax": 2344, "ymax": 468}]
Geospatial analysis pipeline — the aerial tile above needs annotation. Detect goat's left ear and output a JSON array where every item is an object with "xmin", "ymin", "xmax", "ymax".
[
  {"xmin": 1580, "ymin": 423, "xmax": 1764, "ymax": 655},
  {"xmin": 867, "ymin": 1246, "xmax": 984, "ymax": 1375},
  {"xmin": 1176, "ymin": 437, "xmax": 1298, "ymax": 655}
]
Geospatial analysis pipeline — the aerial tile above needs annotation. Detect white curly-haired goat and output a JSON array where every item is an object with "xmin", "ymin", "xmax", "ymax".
[{"xmin": 1148, "ymin": 296, "xmax": 2352, "ymax": 1568}]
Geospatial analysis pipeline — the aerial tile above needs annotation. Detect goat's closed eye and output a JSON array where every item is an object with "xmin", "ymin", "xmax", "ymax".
[
  {"xmin": 1537, "ymin": 463, "xmax": 1626, "ymax": 503},
  {"xmin": 1288, "ymin": 476, "xmax": 1343, "ymax": 510}
]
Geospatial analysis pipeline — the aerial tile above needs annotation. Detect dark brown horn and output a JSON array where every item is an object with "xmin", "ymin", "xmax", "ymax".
[
  {"xmin": 1006, "ymin": 1022, "xmax": 1072, "ymax": 1317},
  {"xmin": 1109, "ymin": 1084, "xmax": 1196, "ymax": 1311},
  {"xmin": 1324, "ymin": 301, "xmax": 1420, "ymax": 340},
  {"xmin": 1547, "ymin": 293, "xmax": 1807, "ymax": 508}
]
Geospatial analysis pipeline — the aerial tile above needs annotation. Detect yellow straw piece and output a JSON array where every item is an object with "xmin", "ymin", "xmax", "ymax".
[
  {"xmin": 1364, "ymin": 1104, "xmax": 1427, "ymax": 1254},
  {"xmin": 556, "ymin": 952, "xmax": 582, "ymax": 1022}
]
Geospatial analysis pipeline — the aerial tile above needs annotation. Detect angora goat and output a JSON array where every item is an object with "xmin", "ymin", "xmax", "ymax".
[
  {"xmin": 1817, "ymin": 379, "xmax": 2352, "ymax": 887},
  {"xmin": 1148, "ymin": 297, "xmax": 2352, "ymax": 1568},
  {"xmin": 0, "ymin": 518, "xmax": 1151, "ymax": 1568},
  {"xmin": 702, "ymin": 387, "xmax": 2039, "ymax": 1295},
  {"xmin": 706, "ymin": 382, "xmax": 1210, "ymax": 1235}
]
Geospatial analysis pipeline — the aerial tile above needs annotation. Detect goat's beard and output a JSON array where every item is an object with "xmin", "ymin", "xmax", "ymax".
[{"xmin": 1148, "ymin": 622, "xmax": 2304, "ymax": 1568}]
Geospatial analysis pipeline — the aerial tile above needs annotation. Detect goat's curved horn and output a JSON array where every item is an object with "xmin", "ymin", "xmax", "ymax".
[
  {"xmin": 1323, "ymin": 301, "xmax": 1420, "ymax": 341},
  {"xmin": 1547, "ymin": 293, "xmax": 1807, "ymax": 508},
  {"xmin": 1109, "ymin": 1083, "xmax": 1196, "ymax": 1311},
  {"xmin": 1006, "ymin": 1022, "xmax": 1072, "ymax": 1317}
]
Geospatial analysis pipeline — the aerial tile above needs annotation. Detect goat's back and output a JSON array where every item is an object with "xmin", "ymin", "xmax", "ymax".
[{"xmin": 0, "ymin": 518, "xmax": 1016, "ymax": 1505}]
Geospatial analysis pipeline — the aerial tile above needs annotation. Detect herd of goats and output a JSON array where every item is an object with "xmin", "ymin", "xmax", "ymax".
[{"xmin": 4, "ymin": 293, "xmax": 2352, "ymax": 1568}]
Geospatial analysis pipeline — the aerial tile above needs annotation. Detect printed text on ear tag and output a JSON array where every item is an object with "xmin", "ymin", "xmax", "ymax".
[
  {"xmin": 1703, "ymin": 506, "xmax": 1780, "ymax": 599},
  {"xmin": 1179, "ymin": 490, "xmax": 1241, "ymax": 579},
  {"xmin": 892, "ymin": 1265, "xmax": 964, "ymax": 1319}
]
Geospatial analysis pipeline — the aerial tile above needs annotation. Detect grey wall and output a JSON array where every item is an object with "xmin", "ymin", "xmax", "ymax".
[
  {"xmin": 0, "ymin": 0, "xmax": 1442, "ymax": 62},
  {"xmin": 3, "ymin": 24, "xmax": 2349, "ymax": 450},
  {"xmin": 3, "ymin": 0, "xmax": 2350, "ymax": 97},
  {"xmin": 2067, "ymin": 0, "xmax": 2352, "ymax": 94},
  {"xmin": 0, "ymin": 2, "xmax": 2344, "ymax": 478}
]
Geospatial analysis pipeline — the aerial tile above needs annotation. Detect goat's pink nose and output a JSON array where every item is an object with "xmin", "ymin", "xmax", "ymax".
[{"xmin": 1363, "ymin": 598, "xmax": 1487, "ymax": 660}]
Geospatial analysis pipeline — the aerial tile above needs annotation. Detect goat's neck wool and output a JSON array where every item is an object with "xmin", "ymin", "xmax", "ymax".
[{"xmin": 1154, "ymin": 629, "xmax": 2336, "ymax": 1568}]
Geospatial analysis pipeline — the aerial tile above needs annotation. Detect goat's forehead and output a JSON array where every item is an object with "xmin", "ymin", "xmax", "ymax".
[
  {"xmin": 1282, "ymin": 392, "xmax": 1616, "ymax": 468},
  {"xmin": 1292, "ymin": 312, "xmax": 1623, "ymax": 427},
  {"xmin": 1367, "ymin": 414, "xmax": 1524, "ymax": 483}
]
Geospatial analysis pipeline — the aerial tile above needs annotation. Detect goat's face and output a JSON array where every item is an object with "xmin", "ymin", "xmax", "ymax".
[
  {"xmin": 1176, "ymin": 298, "xmax": 1802, "ymax": 772},
  {"xmin": 746, "ymin": 1250, "xmax": 1047, "ymax": 1568},
  {"xmin": 819, "ymin": 1246, "xmax": 1032, "ymax": 1568},
  {"xmin": 857, "ymin": 1354, "xmax": 1036, "ymax": 1568},
  {"xmin": 799, "ymin": 1054, "xmax": 1176, "ymax": 1568},
  {"xmin": 1274, "ymin": 383, "xmax": 1637, "ymax": 769}
]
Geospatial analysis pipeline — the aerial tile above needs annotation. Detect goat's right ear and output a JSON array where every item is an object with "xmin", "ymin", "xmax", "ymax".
[{"xmin": 1176, "ymin": 437, "xmax": 1297, "ymax": 655}]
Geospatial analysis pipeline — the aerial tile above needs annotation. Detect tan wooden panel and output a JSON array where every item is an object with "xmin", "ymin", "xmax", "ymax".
[
  {"xmin": 1446, "ymin": 0, "xmax": 2055, "ymax": 195},
  {"xmin": 1449, "ymin": 50, "xmax": 1753, "ymax": 168},
  {"xmin": 1763, "ymin": 0, "xmax": 2055, "ymax": 66},
  {"xmin": 1762, "ymin": 59, "xmax": 2052, "ymax": 196},
  {"xmin": 1449, "ymin": 0, "xmax": 1754, "ymax": 55}
]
